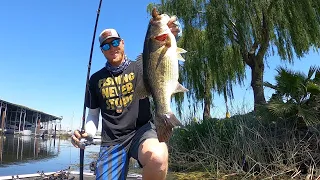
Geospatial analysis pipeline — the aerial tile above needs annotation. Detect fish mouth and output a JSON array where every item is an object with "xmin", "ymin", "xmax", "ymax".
[{"xmin": 154, "ymin": 33, "xmax": 168, "ymax": 41}]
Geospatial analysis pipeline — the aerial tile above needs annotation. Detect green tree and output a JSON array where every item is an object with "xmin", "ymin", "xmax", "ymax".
[
  {"xmin": 264, "ymin": 65, "xmax": 320, "ymax": 126},
  {"xmin": 148, "ymin": 0, "xmax": 320, "ymax": 111},
  {"xmin": 147, "ymin": 4, "xmax": 245, "ymax": 120}
]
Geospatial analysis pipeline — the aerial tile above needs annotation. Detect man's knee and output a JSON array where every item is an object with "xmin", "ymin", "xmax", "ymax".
[
  {"xmin": 139, "ymin": 138, "xmax": 168, "ymax": 170},
  {"xmin": 148, "ymin": 145, "xmax": 168, "ymax": 169}
]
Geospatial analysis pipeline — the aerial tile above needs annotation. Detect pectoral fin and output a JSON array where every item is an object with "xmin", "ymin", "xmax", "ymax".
[
  {"xmin": 177, "ymin": 47, "xmax": 187, "ymax": 61},
  {"xmin": 177, "ymin": 53, "xmax": 185, "ymax": 62},
  {"xmin": 177, "ymin": 47, "xmax": 187, "ymax": 54},
  {"xmin": 173, "ymin": 82, "xmax": 188, "ymax": 94}
]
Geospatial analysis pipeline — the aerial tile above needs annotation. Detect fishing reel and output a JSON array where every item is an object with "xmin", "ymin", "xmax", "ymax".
[{"xmin": 78, "ymin": 136, "xmax": 94, "ymax": 149}]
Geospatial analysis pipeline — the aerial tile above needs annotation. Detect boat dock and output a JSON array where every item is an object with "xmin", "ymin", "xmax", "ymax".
[{"xmin": 0, "ymin": 99, "xmax": 62, "ymax": 137}]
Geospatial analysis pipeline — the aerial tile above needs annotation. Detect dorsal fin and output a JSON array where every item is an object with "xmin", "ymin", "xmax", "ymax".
[{"xmin": 135, "ymin": 53, "xmax": 143, "ymax": 62}]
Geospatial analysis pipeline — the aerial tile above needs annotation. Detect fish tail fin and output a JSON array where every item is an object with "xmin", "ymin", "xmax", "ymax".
[{"xmin": 155, "ymin": 112, "xmax": 183, "ymax": 142}]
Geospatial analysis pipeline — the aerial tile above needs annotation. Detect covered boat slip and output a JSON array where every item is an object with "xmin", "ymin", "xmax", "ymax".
[{"xmin": 0, "ymin": 99, "xmax": 62, "ymax": 136}]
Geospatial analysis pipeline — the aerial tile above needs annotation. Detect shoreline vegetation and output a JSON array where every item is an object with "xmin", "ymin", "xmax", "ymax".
[
  {"xmin": 166, "ymin": 110, "xmax": 320, "ymax": 180},
  {"xmin": 164, "ymin": 65, "xmax": 320, "ymax": 179}
]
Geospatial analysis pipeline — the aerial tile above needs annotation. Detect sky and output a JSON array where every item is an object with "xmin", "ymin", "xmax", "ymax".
[{"xmin": 0, "ymin": 0, "xmax": 319, "ymax": 131}]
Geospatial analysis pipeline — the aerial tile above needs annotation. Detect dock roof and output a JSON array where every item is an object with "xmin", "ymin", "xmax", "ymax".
[{"xmin": 0, "ymin": 99, "xmax": 62, "ymax": 121}]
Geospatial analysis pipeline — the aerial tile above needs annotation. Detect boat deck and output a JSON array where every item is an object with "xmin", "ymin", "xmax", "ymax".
[{"xmin": 0, "ymin": 172, "xmax": 142, "ymax": 180}]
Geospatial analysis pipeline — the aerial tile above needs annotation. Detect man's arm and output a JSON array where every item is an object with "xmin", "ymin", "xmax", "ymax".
[{"xmin": 85, "ymin": 107, "xmax": 100, "ymax": 138}]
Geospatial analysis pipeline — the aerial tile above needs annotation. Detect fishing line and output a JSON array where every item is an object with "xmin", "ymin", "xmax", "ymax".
[{"xmin": 79, "ymin": 0, "xmax": 103, "ymax": 179}]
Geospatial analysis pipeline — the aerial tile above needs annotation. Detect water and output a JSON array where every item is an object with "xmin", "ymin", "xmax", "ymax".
[{"xmin": 0, "ymin": 135, "xmax": 100, "ymax": 176}]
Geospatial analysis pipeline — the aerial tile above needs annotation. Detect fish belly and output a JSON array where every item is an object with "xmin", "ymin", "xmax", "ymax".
[{"xmin": 147, "ymin": 45, "xmax": 179, "ymax": 114}]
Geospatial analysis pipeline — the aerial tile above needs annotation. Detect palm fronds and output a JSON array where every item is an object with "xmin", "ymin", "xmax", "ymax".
[{"xmin": 264, "ymin": 65, "xmax": 320, "ymax": 126}]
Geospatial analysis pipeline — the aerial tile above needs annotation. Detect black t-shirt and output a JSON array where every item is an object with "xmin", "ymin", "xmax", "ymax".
[{"xmin": 85, "ymin": 61, "xmax": 153, "ymax": 146}]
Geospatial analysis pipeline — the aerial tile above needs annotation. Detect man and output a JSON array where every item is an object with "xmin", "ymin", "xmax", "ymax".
[{"xmin": 72, "ymin": 15, "xmax": 182, "ymax": 180}]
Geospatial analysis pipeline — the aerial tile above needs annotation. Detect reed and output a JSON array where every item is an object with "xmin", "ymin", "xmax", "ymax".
[{"xmin": 168, "ymin": 110, "xmax": 320, "ymax": 179}]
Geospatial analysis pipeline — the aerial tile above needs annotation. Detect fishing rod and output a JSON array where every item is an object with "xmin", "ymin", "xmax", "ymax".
[{"xmin": 79, "ymin": 0, "xmax": 103, "ymax": 179}]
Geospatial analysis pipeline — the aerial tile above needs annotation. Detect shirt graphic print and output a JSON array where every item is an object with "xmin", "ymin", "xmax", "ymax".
[{"xmin": 98, "ymin": 72, "xmax": 135, "ymax": 111}]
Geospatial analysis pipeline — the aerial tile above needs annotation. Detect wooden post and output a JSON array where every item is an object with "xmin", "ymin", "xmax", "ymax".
[
  {"xmin": 16, "ymin": 136, "xmax": 20, "ymax": 159},
  {"xmin": 0, "ymin": 102, "xmax": 4, "ymax": 134},
  {"xmin": 18, "ymin": 108, "xmax": 23, "ymax": 134},
  {"xmin": 51, "ymin": 121, "xmax": 54, "ymax": 136},
  {"xmin": 8, "ymin": 111, "xmax": 12, "ymax": 130},
  {"xmin": 22, "ymin": 110, "xmax": 26, "ymax": 131},
  {"xmin": 46, "ymin": 118, "xmax": 49, "ymax": 134},
  {"xmin": 1, "ymin": 105, "xmax": 7, "ymax": 134},
  {"xmin": 0, "ymin": 105, "xmax": 2, "ymax": 132},
  {"xmin": 34, "ymin": 113, "xmax": 37, "ymax": 136},
  {"xmin": 36, "ymin": 119, "xmax": 40, "ymax": 136},
  {"xmin": 14, "ymin": 109, "xmax": 18, "ymax": 133},
  {"xmin": 0, "ymin": 133, "xmax": 3, "ymax": 162},
  {"xmin": 59, "ymin": 120, "xmax": 61, "ymax": 136},
  {"xmin": 54, "ymin": 122, "xmax": 57, "ymax": 138},
  {"xmin": 36, "ymin": 113, "xmax": 41, "ymax": 136}
]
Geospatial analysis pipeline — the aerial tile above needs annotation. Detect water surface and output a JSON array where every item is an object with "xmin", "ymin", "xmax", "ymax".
[{"xmin": 0, "ymin": 135, "xmax": 100, "ymax": 176}]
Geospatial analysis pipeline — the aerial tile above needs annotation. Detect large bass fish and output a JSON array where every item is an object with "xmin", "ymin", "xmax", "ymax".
[{"xmin": 136, "ymin": 8, "xmax": 188, "ymax": 142}]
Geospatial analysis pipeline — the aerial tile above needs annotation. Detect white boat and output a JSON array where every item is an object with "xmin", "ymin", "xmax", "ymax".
[
  {"xmin": 21, "ymin": 135, "xmax": 31, "ymax": 142},
  {"xmin": 0, "ymin": 171, "xmax": 142, "ymax": 180},
  {"xmin": 93, "ymin": 135, "xmax": 101, "ymax": 139},
  {"xmin": 21, "ymin": 130, "xmax": 32, "ymax": 136}
]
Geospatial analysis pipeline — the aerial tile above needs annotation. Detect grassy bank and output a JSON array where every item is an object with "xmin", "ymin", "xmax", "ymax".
[{"xmin": 167, "ymin": 111, "xmax": 320, "ymax": 179}]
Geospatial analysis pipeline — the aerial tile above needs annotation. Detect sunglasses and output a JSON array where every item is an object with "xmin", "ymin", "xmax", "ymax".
[{"xmin": 100, "ymin": 39, "xmax": 121, "ymax": 51}]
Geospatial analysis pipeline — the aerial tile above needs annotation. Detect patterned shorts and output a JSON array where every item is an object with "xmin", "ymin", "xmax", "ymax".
[{"xmin": 95, "ymin": 121, "xmax": 157, "ymax": 180}]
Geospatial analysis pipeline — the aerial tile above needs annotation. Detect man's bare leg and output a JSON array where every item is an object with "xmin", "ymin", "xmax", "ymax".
[{"xmin": 138, "ymin": 138, "xmax": 168, "ymax": 180}]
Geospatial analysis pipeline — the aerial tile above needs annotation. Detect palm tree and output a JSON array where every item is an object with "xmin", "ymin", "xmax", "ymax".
[{"xmin": 264, "ymin": 65, "xmax": 320, "ymax": 126}]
